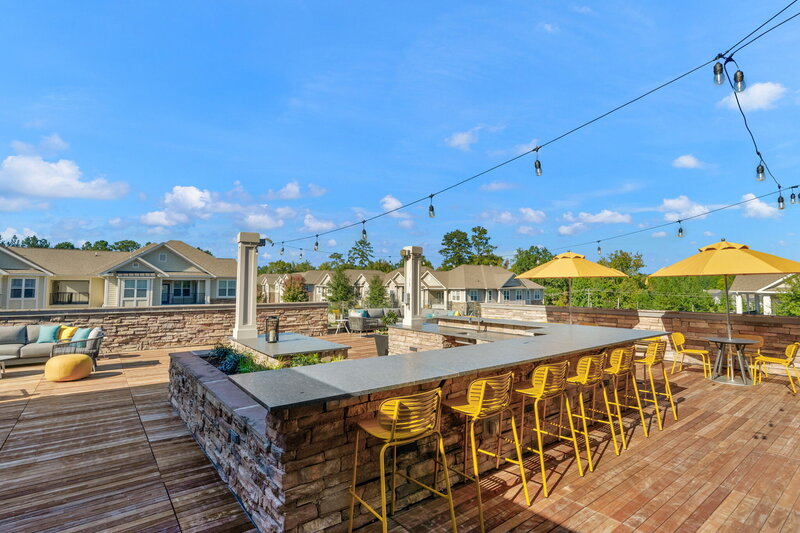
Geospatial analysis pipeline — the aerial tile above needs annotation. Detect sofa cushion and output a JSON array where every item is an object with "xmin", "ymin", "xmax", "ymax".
[
  {"xmin": 0, "ymin": 344, "xmax": 23, "ymax": 357},
  {"xmin": 20, "ymin": 342, "xmax": 55, "ymax": 358},
  {"xmin": 88, "ymin": 327, "xmax": 103, "ymax": 339},
  {"xmin": 58, "ymin": 326, "xmax": 79, "ymax": 341},
  {"xmin": 366, "ymin": 309, "xmax": 384, "ymax": 318},
  {"xmin": 0, "ymin": 325, "xmax": 26, "ymax": 345},
  {"xmin": 37, "ymin": 325, "xmax": 61, "ymax": 343}
]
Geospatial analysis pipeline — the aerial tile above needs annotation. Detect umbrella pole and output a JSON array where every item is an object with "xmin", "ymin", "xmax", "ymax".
[
  {"xmin": 568, "ymin": 278, "xmax": 573, "ymax": 325},
  {"xmin": 723, "ymin": 274, "xmax": 732, "ymax": 339}
]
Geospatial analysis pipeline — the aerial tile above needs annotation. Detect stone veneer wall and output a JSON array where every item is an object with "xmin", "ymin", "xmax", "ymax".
[
  {"xmin": 170, "ymin": 342, "xmax": 630, "ymax": 533},
  {"xmin": 0, "ymin": 302, "xmax": 328, "ymax": 353}
]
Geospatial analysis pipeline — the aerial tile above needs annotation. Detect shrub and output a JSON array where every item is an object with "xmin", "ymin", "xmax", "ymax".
[{"xmin": 382, "ymin": 310, "xmax": 399, "ymax": 326}]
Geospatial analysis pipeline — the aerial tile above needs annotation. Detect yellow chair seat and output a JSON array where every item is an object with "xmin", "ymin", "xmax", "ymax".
[
  {"xmin": 681, "ymin": 348, "xmax": 709, "ymax": 355},
  {"xmin": 754, "ymin": 355, "xmax": 789, "ymax": 365},
  {"xmin": 515, "ymin": 385, "xmax": 561, "ymax": 400},
  {"xmin": 356, "ymin": 418, "xmax": 430, "ymax": 442},
  {"xmin": 441, "ymin": 397, "xmax": 481, "ymax": 417},
  {"xmin": 566, "ymin": 375, "xmax": 583, "ymax": 384},
  {"xmin": 44, "ymin": 354, "xmax": 92, "ymax": 382}
]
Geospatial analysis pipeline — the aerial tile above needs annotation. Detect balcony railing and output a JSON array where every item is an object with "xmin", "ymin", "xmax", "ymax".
[
  {"xmin": 51, "ymin": 292, "xmax": 90, "ymax": 305},
  {"xmin": 166, "ymin": 293, "xmax": 206, "ymax": 305}
]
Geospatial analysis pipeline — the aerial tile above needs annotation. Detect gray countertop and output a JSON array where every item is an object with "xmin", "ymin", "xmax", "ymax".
[
  {"xmin": 233, "ymin": 333, "xmax": 350, "ymax": 357},
  {"xmin": 230, "ymin": 321, "xmax": 665, "ymax": 411}
]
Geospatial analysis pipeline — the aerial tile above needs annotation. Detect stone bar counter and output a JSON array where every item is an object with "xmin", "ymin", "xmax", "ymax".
[{"xmin": 170, "ymin": 319, "xmax": 664, "ymax": 532}]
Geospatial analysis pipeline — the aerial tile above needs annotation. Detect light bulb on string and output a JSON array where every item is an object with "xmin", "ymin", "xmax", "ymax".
[
  {"xmin": 778, "ymin": 189, "xmax": 785, "ymax": 210},
  {"xmin": 791, "ymin": 191, "xmax": 797, "ymax": 205},
  {"xmin": 314, "ymin": 235, "xmax": 319, "ymax": 251},
  {"xmin": 677, "ymin": 223, "xmax": 684, "ymax": 238},
  {"xmin": 280, "ymin": 243, "xmax": 284, "ymax": 255},
  {"xmin": 733, "ymin": 70, "xmax": 746, "ymax": 93},
  {"xmin": 713, "ymin": 62, "xmax": 724, "ymax": 85},
  {"xmin": 361, "ymin": 221, "xmax": 367, "ymax": 240},
  {"xmin": 596, "ymin": 242, "xmax": 601, "ymax": 256},
  {"xmin": 756, "ymin": 163, "xmax": 765, "ymax": 181},
  {"xmin": 428, "ymin": 194, "xmax": 435, "ymax": 218},
  {"xmin": 299, "ymin": 248, "xmax": 303, "ymax": 259},
  {"xmin": 534, "ymin": 159, "xmax": 542, "ymax": 177}
]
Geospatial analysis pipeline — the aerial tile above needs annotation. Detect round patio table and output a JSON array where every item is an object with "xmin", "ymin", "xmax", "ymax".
[{"xmin": 705, "ymin": 337, "xmax": 759, "ymax": 386}]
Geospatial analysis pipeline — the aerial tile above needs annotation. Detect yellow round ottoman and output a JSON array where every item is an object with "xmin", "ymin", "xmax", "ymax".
[{"xmin": 44, "ymin": 354, "xmax": 93, "ymax": 382}]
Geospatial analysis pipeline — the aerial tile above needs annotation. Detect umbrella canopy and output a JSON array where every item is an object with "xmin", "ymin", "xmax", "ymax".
[
  {"xmin": 649, "ymin": 240, "xmax": 800, "ymax": 338},
  {"xmin": 517, "ymin": 252, "xmax": 627, "ymax": 323},
  {"xmin": 517, "ymin": 251, "xmax": 628, "ymax": 279},
  {"xmin": 649, "ymin": 241, "xmax": 800, "ymax": 277}
]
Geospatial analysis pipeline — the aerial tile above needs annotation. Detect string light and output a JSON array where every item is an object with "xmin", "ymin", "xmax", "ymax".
[
  {"xmin": 280, "ymin": 242, "xmax": 284, "ymax": 255},
  {"xmin": 778, "ymin": 187, "xmax": 785, "ymax": 210},
  {"xmin": 791, "ymin": 191, "xmax": 797, "ymax": 205},
  {"xmin": 534, "ymin": 149, "xmax": 543, "ymax": 176},
  {"xmin": 314, "ymin": 235, "xmax": 319, "ymax": 251},
  {"xmin": 678, "ymin": 222, "xmax": 684, "ymax": 238},
  {"xmin": 713, "ymin": 61, "xmax": 724, "ymax": 85},
  {"xmin": 756, "ymin": 163, "xmax": 765, "ymax": 181},
  {"xmin": 361, "ymin": 221, "xmax": 367, "ymax": 240},
  {"xmin": 733, "ymin": 69, "xmax": 746, "ymax": 92},
  {"xmin": 428, "ymin": 194, "xmax": 436, "ymax": 218},
  {"xmin": 596, "ymin": 242, "xmax": 601, "ymax": 255}
]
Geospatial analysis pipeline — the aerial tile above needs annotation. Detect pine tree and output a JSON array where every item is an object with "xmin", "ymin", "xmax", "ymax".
[
  {"xmin": 328, "ymin": 268, "xmax": 354, "ymax": 306},
  {"xmin": 365, "ymin": 275, "xmax": 388, "ymax": 307},
  {"xmin": 347, "ymin": 237, "xmax": 374, "ymax": 268},
  {"xmin": 439, "ymin": 230, "xmax": 472, "ymax": 270}
]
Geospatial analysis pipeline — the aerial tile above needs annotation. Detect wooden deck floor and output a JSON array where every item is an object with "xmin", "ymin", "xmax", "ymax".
[{"xmin": 1, "ymin": 338, "xmax": 797, "ymax": 532}]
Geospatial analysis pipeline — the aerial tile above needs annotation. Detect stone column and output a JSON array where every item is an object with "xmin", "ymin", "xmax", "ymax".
[
  {"xmin": 233, "ymin": 232, "xmax": 262, "ymax": 340},
  {"xmin": 401, "ymin": 246, "xmax": 423, "ymax": 327}
]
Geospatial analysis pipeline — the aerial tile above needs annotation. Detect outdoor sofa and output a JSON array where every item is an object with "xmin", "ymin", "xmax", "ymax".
[
  {"xmin": 0, "ymin": 324, "xmax": 105, "ymax": 374},
  {"xmin": 348, "ymin": 308, "xmax": 403, "ymax": 332}
]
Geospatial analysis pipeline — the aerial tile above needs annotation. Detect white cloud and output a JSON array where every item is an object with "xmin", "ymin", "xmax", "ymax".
[
  {"xmin": 480, "ymin": 181, "xmax": 516, "ymax": 192},
  {"xmin": 140, "ymin": 185, "xmax": 243, "ymax": 227},
  {"xmin": 703, "ymin": 231, "xmax": 715, "ymax": 237},
  {"xmin": 308, "ymin": 184, "xmax": 327, "ymax": 197},
  {"xmin": 140, "ymin": 210, "xmax": 189, "ymax": 227},
  {"xmin": 326, "ymin": 239, "xmax": 337, "ymax": 247},
  {"xmin": 660, "ymin": 195, "xmax": 709, "ymax": 222},
  {"xmin": 10, "ymin": 133, "xmax": 69, "ymax": 156},
  {"xmin": 672, "ymin": 154, "xmax": 707, "ymax": 169},
  {"xmin": 108, "ymin": 217, "xmax": 123, "ymax": 227},
  {"xmin": 275, "ymin": 206, "xmax": 297, "ymax": 219},
  {"xmin": 719, "ymin": 82, "xmax": 787, "ymax": 111},
  {"xmin": 537, "ymin": 22, "xmax": 560, "ymax": 33},
  {"xmin": 268, "ymin": 181, "xmax": 302, "ymax": 200},
  {"xmin": 0, "ymin": 155, "xmax": 129, "ymax": 199},
  {"xmin": 445, "ymin": 126, "xmax": 482, "ymax": 151},
  {"xmin": 380, "ymin": 195, "xmax": 410, "ymax": 218},
  {"xmin": 519, "ymin": 207, "xmax": 546, "ymax": 223},
  {"xmin": 242, "ymin": 213, "xmax": 285, "ymax": 230},
  {"xmin": 0, "ymin": 196, "xmax": 49, "ymax": 212},
  {"xmin": 301, "ymin": 214, "xmax": 335, "ymax": 232},
  {"xmin": 517, "ymin": 225, "xmax": 543, "ymax": 235},
  {"xmin": 742, "ymin": 192, "xmax": 781, "ymax": 219},
  {"xmin": 398, "ymin": 219, "xmax": 414, "ymax": 229},
  {"xmin": 558, "ymin": 222, "xmax": 586, "ymax": 235},
  {"xmin": 514, "ymin": 139, "xmax": 539, "ymax": 155},
  {"xmin": 563, "ymin": 209, "xmax": 631, "ymax": 224},
  {"xmin": 0, "ymin": 227, "xmax": 37, "ymax": 241},
  {"xmin": 480, "ymin": 210, "xmax": 516, "ymax": 224},
  {"xmin": 651, "ymin": 231, "xmax": 667, "ymax": 238}
]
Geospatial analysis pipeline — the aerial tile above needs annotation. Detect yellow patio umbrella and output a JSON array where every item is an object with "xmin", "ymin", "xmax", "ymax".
[
  {"xmin": 517, "ymin": 251, "xmax": 627, "ymax": 324},
  {"xmin": 649, "ymin": 240, "xmax": 800, "ymax": 337}
]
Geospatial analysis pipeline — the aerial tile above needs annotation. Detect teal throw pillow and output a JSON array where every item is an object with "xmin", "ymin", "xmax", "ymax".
[
  {"xmin": 360, "ymin": 310, "xmax": 368, "ymax": 317},
  {"xmin": 37, "ymin": 325, "xmax": 61, "ymax": 343}
]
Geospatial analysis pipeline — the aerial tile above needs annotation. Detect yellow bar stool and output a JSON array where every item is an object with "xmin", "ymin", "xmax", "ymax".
[
  {"xmin": 516, "ymin": 361, "xmax": 584, "ymax": 498},
  {"xmin": 442, "ymin": 371, "xmax": 530, "ymax": 532},
  {"xmin": 753, "ymin": 342, "xmax": 800, "ymax": 393},
  {"xmin": 670, "ymin": 332, "xmax": 712, "ymax": 378},
  {"xmin": 603, "ymin": 345, "xmax": 649, "ymax": 447},
  {"xmin": 347, "ymin": 388, "xmax": 457, "ymax": 533},
  {"xmin": 566, "ymin": 353, "xmax": 621, "ymax": 472},
  {"xmin": 635, "ymin": 340, "xmax": 678, "ymax": 430}
]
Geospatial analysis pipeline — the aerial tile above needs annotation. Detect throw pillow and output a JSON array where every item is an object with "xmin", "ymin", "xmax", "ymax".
[
  {"xmin": 58, "ymin": 326, "xmax": 79, "ymax": 341},
  {"xmin": 37, "ymin": 325, "xmax": 61, "ymax": 343},
  {"xmin": 360, "ymin": 310, "xmax": 368, "ymax": 317},
  {"xmin": 454, "ymin": 311, "xmax": 461, "ymax": 317},
  {"xmin": 72, "ymin": 328, "xmax": 92, "ymax": 349}
]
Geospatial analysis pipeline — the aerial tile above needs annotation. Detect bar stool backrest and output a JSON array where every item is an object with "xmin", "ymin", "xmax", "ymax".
[
  {"xmin": 642, "ymin": 340, "xmax": 667, "ymax": 364},
  {"xmin": 607, "ymin": 345, "xmax": 636, "ymax": 374},
  {"xmin": 530, "ymin": 361, "xmax": 569, "ymax": 398},
  {"xmin": 574, "ymin": 353, "xmax": 606, "ymax": 385},
  {"xmin": 671, "ymin": 332, "xmax": 687, "ymax": 352},
  {"xmin": 467, "ymin": 371, "xmax": 514, "ymax": 418},
  {"xmin": 783, "ymin": 342, "xmax": 800, "ymax": 362},
  {"xmin": 378, "ymin": 388, "xmax": 441, "ymax": 441}
]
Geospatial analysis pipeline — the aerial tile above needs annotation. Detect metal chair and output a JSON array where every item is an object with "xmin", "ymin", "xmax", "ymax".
[
  {"xmin": 670, "ymin": 332, "xmax": 711, "ymax": 378},
  {"xmin": 347, "ymin": 388, "xmax": 456, "ymax": 533},
  {"xmin": 736, "ymin": 334, "xmax": 765, "ymax": 382},
  {"xmin": 603, "ymin": 345, "xmax": 649, "ymax": 447},
  {"xmin": 753, "ymin": 342, "xmax": 800, "ymax": 394},
  {"xmin": 636, "ymin": 340, "xmax": 678, "ymax": 430},
  {"xmin": 443, "ymin": 371, "xmax": 530, "ymax": 532},
  {"xmin": 567, "ymin": 353, "xmax": 621, "ymax": 472},
  {"xmin": 516, "ymin": 361, "xmax": 584, "ymax": 498}
]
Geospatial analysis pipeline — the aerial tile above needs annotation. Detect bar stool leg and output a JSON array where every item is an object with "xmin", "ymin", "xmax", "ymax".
[
  {"xmin": 600, "ymin": 381, "xmax": 621, "ymax": 456},
  {"xmin": 563, "ymin": 394, "xmax": 584, "ymax": 477},
  {"xmin": 378, "ymin": 444, "xmax": 389, "ymax": 533},
  {"xmin": 575, "ymin": 387, "xmax": 594, "ymax": 472},
  {"xmin": 435, "ymin": 431, "xmax": 458, "ymax": 533},
  {"xmin": 348, "ymin": 431, "xmax": 360, "ymax": 533},
  {"xmin": 495, "ymin": 411, "xmax": 503, "ymax": 469},
  {"xmin": 661, "ymin": 363, "xmax": 678, "ymax": 421},
  {"xmin": 630, "ymin": 373, "xmax": 649, "ymax": 438},
  {"xmin": 390, "ymin": 446, "xmax": 398, "ymax": 515},
  {"xmin": 508, "ymin": 411, "xmax": 532, "ymax": 506},
  {"xmin": 519, "ymin": 394, "xmax": 527, "ymax": 446},
  {"xmin": 646, "ymin": 364, "xmax": 664, "ymax": 431},
  {"xmin": 533, "ymin": 398, "xmax": 549, "ymax": 497},
  {"xmin": 610, "ymin": 376, "xmax": 628, "ymax": 450},
  {"xmin": 468, "ymin": 419, "xmax": 485, "ymax": 533}
]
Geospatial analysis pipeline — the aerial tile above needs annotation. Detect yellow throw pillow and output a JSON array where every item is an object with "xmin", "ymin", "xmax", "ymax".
[
  {"xmin": 454, "ymin": 311, "xmax": 461, "ymax": 316},
  {"xmin": 58, "ymin": 326, "xmax": 79, "ymax": 341}
]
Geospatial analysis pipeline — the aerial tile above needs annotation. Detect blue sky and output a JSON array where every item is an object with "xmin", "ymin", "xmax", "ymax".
[{"xmin": 1, "ymin": 1, "xmax": 798, "ymax": 271}]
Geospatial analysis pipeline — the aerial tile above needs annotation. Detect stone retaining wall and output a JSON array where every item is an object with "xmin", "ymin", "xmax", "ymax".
[
  {"xmin": 0, "ymin": 303, "xmax": 328, "ymax": 353},
  {"xmin": 170, "ymin": 343, "xmax": 629, "ymax": 533}
]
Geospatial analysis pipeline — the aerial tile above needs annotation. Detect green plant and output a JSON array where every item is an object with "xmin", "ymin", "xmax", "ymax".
[
  {"xmin": 237, "ymin": 357, "xmax": 277, "ymax": 373},
  {"xmin": 382, "ymin": 310, "xmax": 399, "ymax": 326},
  {"xmin": 290, "ymin": 353, "xmax": 323, "ymax": 367}
]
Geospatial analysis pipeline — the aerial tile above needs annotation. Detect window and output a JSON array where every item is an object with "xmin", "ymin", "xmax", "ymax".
[
  {"xmin": 468, "ymin": 290, "xmax": 479, "ymax": 302},
  {"xmin": 10, "ymin": 278, "xmax": 36, "ymax": 299},
  {"xmin": 132, "ymin": 261, "xmax": 140, "ymax": 269},
  {"xmin": 533, "ymin": 289, "xmax": 543, "ymax": 301},
  {"xmin": 450, "ymin": 291, "xmax": 461, "ymax": 301},
  {"xmin": 122, "ymin": 279, "xmax": 150, "ymax": 306},
  {"xmin": 158, "ymin": 253, "xmax": 167, "ymax": 262},
  {"xmin": 487, "ymin": 290, "xmax": 493, "ymax": 301},
  {"xmin": 502, "ymin": 289, "xmax": 510, "ymax": 302},
  {"xmin": 515, "ymin": 290, "xmax": 524, "ymax": 301},
  {"xmin": 218, "ymin": 279, "xmax": 236, "ymax": 297},
  {"xmin": 173, "ymin": 281, "xmax": 191, "ymax": 297}
]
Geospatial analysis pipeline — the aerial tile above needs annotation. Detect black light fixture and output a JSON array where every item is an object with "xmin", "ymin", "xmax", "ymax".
[
  {"xmin": 299, "ymin": 248, "xmax": 303, "ymax": 259},
  {"xmin": 778, "ymin": 189, "xmax": 785, "ymax": 210},
  {"xmin": 677, "ymin": 221, "xmax": 684, "ymax": 238},
  {"xmin": 314, "ymin": 235, "xmax": 319, "ymax": 251},
  {"xmin": 596, "ymin": 241, "xmax": 601, "ymax": 255},
  {"xmin": 361, "ymin": 221, "xmax": 367, "ymax": 240},
  {"xmin": 756, "ymin": 163, "xmax": 765, "ymax": 182},
  {"xmin": 280, "ymin": 242, "xmax": 284, "ymax": 255},
  {"xmin": 713, "ymin": 62, "xmax": 724, "ymax": 85},
  {"xmin": 428, "ymin": 194, "xmax": 435, "ymax": 218},
  {"xmin": 791, "ymin": 191, "xmax": 797, "ymax": 205},
  {"xmin": 733, "ymin": 70, "xmax": 746, "ymax": 93},
  {"xmin": 534, "ymin": 158, "xmax": 542, "ymax": 177}
]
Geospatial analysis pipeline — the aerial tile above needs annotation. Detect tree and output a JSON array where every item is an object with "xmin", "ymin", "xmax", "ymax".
[
  {"xmin": 54, "ymin": 241, "xmax": 76, "ymax": 249},
  {"xmin": 365, "ymin": 275, "xmax": 388, "ymax": 307},
  {"xmin": 197, "ymin": 247, "xmax": 213, "ymax": 256},
  {"xmin": 282, "ymin": 274, "xmax": 308, "ymax": 302},
  {"xmin": 510, "ymin": 246, "xmax": 554, "ymax": 275},
  {"xmin": 347, "ymin": 237, "xmax": 374, "ymax": 268},
  {"xmin": 82, "ymin": 240, "xmax": 111, "ymax": 251},
  {"xmin": 260, "ymin": 260, "xmax": 296, "ymax": 275},
  {"xmin": 110, "ymin": 240, "xmax": 141, "ymax": 252},
  {"xmin": 21, "ymin": 235, "xmax": 50, "ymax": 248},
  {"xmin": 319, "ymin": 252, "xmax": 351, "ymax": 271},
  {"xmin": 777, "ymin": 275, "xmax": 800, "ymax": 316},
  {"xmin": 469, "ymin": 226, "xmax": 502, "ymax": 266},
  {"xmin": 328, "ymin": 267, "xmax": 354, "ymax": 306},
  {"xmin": 2, "ymin": 235, "xmax": 21, "ymax": 247},
  {"xmin": 439, "ymin": 229, "xmax": 472, "ymax": 270},
  {"xmin": 369, "ymin": 259, "xmax": 395, "ymax": 273}
]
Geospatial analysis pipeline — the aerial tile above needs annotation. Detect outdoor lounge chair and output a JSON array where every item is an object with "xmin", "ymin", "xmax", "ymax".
[{"xmin": 51, "ymin": 330, "xmax": 105, "ymax": 371}]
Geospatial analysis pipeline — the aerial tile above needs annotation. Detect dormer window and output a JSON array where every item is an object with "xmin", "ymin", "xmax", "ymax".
[
  {"xmin": 159, "ymin": 253, "xmax": 167, "ymax": 262},
  {"xmin": 132, "ymin": 261, "xmax": 140, "ymax": 269}
]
